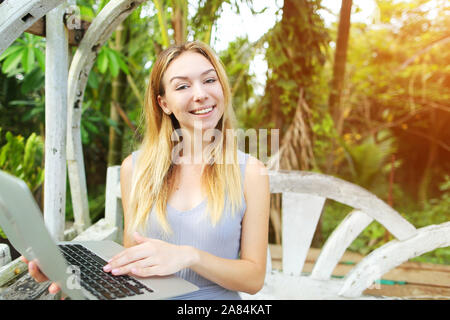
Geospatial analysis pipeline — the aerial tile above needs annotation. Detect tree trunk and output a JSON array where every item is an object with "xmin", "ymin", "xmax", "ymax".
[
  {"xmin": 172, "ymin": 0, "xmax": 188, "ymax": 45},
  {"xmin": 328, "ymin": 0, "xmax": 352, "ymax": 131},
  {"xmin": 107, "ymin": 20, "xmax": 131, "ymax": 166},
  {"xmin": 325, "ymin": 0, "xmax": 352, "ymax": 175},
  {"xmin": 418, "ymin": 108, "xmax": 442, "ymax": 204}
]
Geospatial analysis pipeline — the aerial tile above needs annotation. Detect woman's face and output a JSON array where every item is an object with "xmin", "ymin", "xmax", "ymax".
[{"xmin": 158, "ymin": 51, "xmax": 225, "ymax": 135}]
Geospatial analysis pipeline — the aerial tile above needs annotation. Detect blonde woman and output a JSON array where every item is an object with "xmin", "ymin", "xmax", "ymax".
[{"xmin": 25, "ymin": 41, "xmax": 270, "ymax": 300}]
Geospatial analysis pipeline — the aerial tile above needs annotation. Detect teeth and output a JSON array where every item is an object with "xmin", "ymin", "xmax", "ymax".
[{"xmin": 192, "ymin": 107, "xmax": 213, "ymax": 115}]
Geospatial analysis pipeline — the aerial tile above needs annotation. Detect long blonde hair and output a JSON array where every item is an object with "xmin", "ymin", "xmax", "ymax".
[{"xmin": 127, "ymin": 41, "xmax": 243, "ymax": 235}]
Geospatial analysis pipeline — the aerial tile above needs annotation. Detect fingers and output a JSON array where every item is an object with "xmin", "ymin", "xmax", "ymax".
[
  {"xmin": 23, "ymin": 257, "xmax": 61, "ymax": 295},
  {"xmin": 28, "ymin": 261, "xmax": 49, "ymax": 283},
  {"xmin": 107, "ymin": 233, "xmax": 152, "ymax": 264},
  {"xmin": 48, "ymin": 283, "xmax": 61, "ymax": 294},
  {"xmin": 106, "ymin": 256, "xmax": 156, "ymax": 276},
  {"xmin": 104, "ymin": 243, "xmax": 154, "ymax": 272}
]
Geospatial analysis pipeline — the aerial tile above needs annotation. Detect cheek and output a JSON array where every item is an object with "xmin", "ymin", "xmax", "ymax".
[
  {"xmin": 166, "ymin": 93, "xmax": 188, "ymax": 112},
  {"xmin": 212, "ymin": 84, "xmax": 225, "ymax": 103}
]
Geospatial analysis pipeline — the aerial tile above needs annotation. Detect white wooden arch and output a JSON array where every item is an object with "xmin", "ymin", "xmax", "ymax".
[
  {"xmin": 66, "ymin": 0, "xmax": 145, "ymax": 234},
  {"xmin": 0, "ymin": 0, "xmax": 65, "ymax": 55}
]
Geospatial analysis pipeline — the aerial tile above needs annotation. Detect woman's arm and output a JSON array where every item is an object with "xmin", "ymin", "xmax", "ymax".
[
  {"xmin": 107, "ymin": 156, "xmax": 270, "ymax": 295},
  {"xmin": 188, "ymin": 156, "xmax": 270, "ymax": 294}
]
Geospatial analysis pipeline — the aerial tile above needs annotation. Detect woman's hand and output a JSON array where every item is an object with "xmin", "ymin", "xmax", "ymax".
[
  {"xmin": 20, "ymin": 256, "xmax": 61, "ymax": 294},
  {"xmin": 103, "ymin": 232, "xmax": 197, "ymax": 278}
]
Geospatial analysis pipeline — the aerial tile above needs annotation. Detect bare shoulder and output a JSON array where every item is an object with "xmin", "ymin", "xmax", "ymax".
[
  {"xmin": 245, "ymin": 154, "xmax": 269, "ymax": 180},
  {"xmin": 120, "ymin": 154, "xmax": 133, "ymax": 195},
  {"xmin": 121, "ymin": 154, "xmax": 133, "ymax": 176}
]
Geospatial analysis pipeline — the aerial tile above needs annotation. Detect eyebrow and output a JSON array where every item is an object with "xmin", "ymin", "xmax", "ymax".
[{"xmin": 169, "ymin": 68, "xmax": 216, "ymax": 83}]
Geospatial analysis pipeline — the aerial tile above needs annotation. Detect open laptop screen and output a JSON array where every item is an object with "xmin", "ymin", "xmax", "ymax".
[{"xmin": 0, "ymin": 170, "xmax": 85, "ymax": 299}]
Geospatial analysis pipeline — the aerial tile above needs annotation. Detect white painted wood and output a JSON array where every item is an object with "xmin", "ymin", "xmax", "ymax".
[
  {"xmin": 105, "ymin": 166, "xmax": 123, "ymax": 243},
  {"xmin": 282, "ymin": 192, "xmax": 325, "ymax": 276},
  {"xmin": 339, "ymin": 221, "xmax": 450, "ymax": 298},
  {"xmin": 73, "ymin": 218, "xmax": 118, "ymax": 242},
  {"xmin": 269, "ymin": 171, "xmax": 417, "ymax": 240},
  {"xmin": 43, "ymin": 3, "xmax": 69, "ymax": 241},
  {"xmin": 0, "ymin": 0, "xmax": 65, "ymax": 54},
  {"xmin": 0, "ymin": 257, "xmax": 27, "ymax": 287},
  {"xmin": 239, "ymin": 271, "xmax": 386, "ymax": 300},
  {"xmin": 66, "ymin": 151, "xmax": 90, "ymax": 234},
  {"xmin": 63, "ymin": 227, "xmax": 78, "ymax": 241},
  {"xmin": 0, "ymin": 244, "xmax": 11, "ymax": 267},
  {"xmin": 67, "ymin": 0, "xmax": 144, "ymax": 238},
  {"xmin": 311, "ymin": 210, "xmax": 373, "ymax": 280}
]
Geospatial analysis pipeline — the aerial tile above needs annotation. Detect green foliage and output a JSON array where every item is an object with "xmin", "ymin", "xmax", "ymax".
[
  {"xmin": 340, "ymin": 130, "xmax": 399, "ymax": 193},
  {"xmin": 0, "ymin": 33, "xmax": 45, "ymax": 75},
  {"xmin": 219, "ymin": 37, "xmax": 260, "ymax": 127},
  {"xmin": 96, "ymin": 46, "xmax": 129, "ymax": 78},
  {"xmin": 0, "ymin": 129, "xmax": 44, "ymax": 193},
  {"xmin": 311, "ymin": 110, "xmax": 337, "ymax": 171},
  {"xmin": 66, "ymin": 184, "xmax": 106, "ymax": 223},
  {"xmin": 0, "ymin": 129, "xmax": 44, "ymax": 239},
  {"xmin": 0, "ymin": 33, "xmax": 46, "ymax": 140},
  {"xmin": 408, "ymin": 175, "xmax": 450, "ymax": 228},
  {"xmin": 343, "ymin": 0, "xmax": 450, "ymax": 202}
]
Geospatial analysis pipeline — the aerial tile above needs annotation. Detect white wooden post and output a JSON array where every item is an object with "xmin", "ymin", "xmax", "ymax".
[
  {"xmin": 282, "ymin": 192, "xmax": 326, "ymax": 276},
  {"xmin": 311, "ymin": 209, "xmax": 373, "ymax": 280},
  {"xmin": 44, "ymin": 3, "xmax": 69, "ymax": 241},
  {"xmin": 105, "ymin": 166, "xmax": 123, "ymax": 243},
  {"xmin": 0, "ymin": 244, "xmax": 11, "ymax": 267}
]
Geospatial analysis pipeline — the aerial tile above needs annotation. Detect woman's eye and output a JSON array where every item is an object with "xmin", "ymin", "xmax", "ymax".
[
  {"xmin": 205, "ymin": 78, "xmax": 217, "ymax": 84},
  {"xmin": 176, "ymin": 84, "xmax": 189, "ymax": 90}
]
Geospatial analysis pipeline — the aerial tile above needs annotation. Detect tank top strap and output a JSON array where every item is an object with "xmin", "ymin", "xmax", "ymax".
[{"xmin": 131, "ymin": 150, "xmax": 141, "ymax": 170}]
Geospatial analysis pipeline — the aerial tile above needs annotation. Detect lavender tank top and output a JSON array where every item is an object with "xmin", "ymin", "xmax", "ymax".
[{"xmin": 132, "ymin": 150, "xmax": 249, "ymax": 300}]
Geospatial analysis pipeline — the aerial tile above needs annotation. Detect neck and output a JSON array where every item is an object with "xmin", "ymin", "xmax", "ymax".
[{"xmin": 172, "ymin": 126, "xmax": 223, "ymax": 166}]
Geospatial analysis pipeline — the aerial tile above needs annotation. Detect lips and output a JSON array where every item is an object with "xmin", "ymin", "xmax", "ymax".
[{"xmin": 189, "ymin": 105, "xmax": 216, "ymax": 115}]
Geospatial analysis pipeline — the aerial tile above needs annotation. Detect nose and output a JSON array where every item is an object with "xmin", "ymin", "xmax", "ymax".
[{"xmin": 193, "ymin": 82, "xmax": 207, "ymax": 102}]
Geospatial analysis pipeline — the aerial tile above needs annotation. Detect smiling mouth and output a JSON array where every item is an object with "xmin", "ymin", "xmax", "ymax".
[{"xmin": 189, "ymin": 105, "xmax": 216, "ymax": 115}]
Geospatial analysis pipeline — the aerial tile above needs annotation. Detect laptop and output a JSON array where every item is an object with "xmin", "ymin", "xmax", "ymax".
[{"xmin": 0, "ymin": 170, "xmax": 199, "ymax": 300}]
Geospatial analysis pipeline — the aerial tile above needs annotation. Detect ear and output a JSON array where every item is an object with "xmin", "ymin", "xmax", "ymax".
[{"xmin": 157, "ymin": 95, "xmax": 172, "ymax": 115}]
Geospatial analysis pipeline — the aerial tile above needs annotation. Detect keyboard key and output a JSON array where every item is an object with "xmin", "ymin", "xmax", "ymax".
[{"xmin": 58, "ymin": 244, "xmax": 152, "ymax": 300}]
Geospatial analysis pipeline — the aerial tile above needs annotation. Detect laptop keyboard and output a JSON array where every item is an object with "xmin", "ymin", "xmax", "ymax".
[{"xmin": 58, "ymin": 244, "xmax": 154, "ymax": 300}]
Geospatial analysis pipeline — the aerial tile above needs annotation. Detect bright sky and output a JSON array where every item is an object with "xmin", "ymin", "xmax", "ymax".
[{"xmin": 210, "ymin": 0, "xmax": 377, "ymax": 95}]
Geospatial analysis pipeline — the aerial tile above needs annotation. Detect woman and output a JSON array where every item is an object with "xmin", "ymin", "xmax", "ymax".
[{"xmin": 24, "ymin": 40, "xmax": 270, "ymax": 300}]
